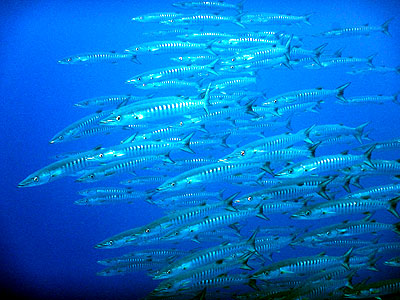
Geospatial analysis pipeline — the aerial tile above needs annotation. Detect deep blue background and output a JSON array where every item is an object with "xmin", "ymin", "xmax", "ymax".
[{"xmin": 1, "ymin": 0, "xmax": 400, "ymax": 299}]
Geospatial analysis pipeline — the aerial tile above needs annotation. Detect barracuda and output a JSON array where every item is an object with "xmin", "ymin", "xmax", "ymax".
[
  {"xmin": 262, "ymin": 82, "xmax": 351, "ymax": 106},
  {"xmin": 275, "ymin": 145, "xmax": 376, "ymax": 178},
  {"xmin": 161, "ymin": 14, "xmax": 245, "ymax": 28},
  {"xmin": 317, "ymin": 19, "xmax": 393, "ymax": 37},
  {"xmin": 58, "ymin": 51, "xmax": 139, "ymax": 64},
  {"xmin": 172, "ymin": 1, "xmax": 245, "ymax": 12},
  {"xmin": 125, "ymin": 40, "xmax": 216, "ymax": 55},
  {"xmin": 291, "ymin": 196, "xmax": 400, "ymax": 219},
  {"xmin": 74, "ymin": 94, "xmax": 147, "ymax": 108},
  {"xmin": 252, "ymin": 249, "xmax": 352, "ymax": 280},
  {"xmin": 241, "ymin": 13, "xmax": 313, "ymax": 26},
  {"xmin": 131, "ymin": 12, "xmax": 184, "ymax": 23},
  {"xmin": 126, "ymin": 59, "xmax": 219, "ymax": 85},
  {"xmin": 74, "ymin": 191, "xmax": 150, "ymax": 205},
  {"xmin": 345, "ymin": 278, "xmax": 400, "ymax": 299}
]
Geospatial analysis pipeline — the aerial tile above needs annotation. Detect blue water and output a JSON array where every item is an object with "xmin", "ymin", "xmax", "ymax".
[{"xmin": 2, "ymin": 0, "xmax": 400, "ymax": 299}]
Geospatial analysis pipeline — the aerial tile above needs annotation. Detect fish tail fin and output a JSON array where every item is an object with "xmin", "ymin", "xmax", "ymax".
[
  {"xmin": 239, "ymin": 251, "xmax": 254, "ymax": 270},
  {"xmin": 314, "ymin": 43, "xmax": 327, "ymax": 58},
  {"xmin": 220, "ymin": 133, "xmax": 231, "ymax": 148},
  {"xmin": 341, "ymin": 247, "xmax": 353, "ymax": 270},
  {"xmin": 218, "ymin": 188, "xmax": 225, "ymax": 200},
  {"xmin": 393, "ymin": 221, "xmax": 400, "ymax": 235},
  {"xmin": 245, "ymin": 98, "xmax": 259, "ymax": 117},
  {"xmin": 207, "ymin": 58, "xmax": 220, "ymax": 76},
  {"xmin": 335, "ymin": 82, "xmax": 351, "ymax": 101},
  {"xmin": 388, "ymin": 196, "xmax": 400, "ymax": 218},
  {"xmin": 286, "ymin": 118, "xmax": 293, "ymax": 131},
  {"xmin": 236, "ymin": 0, "xmax": 246, "ymax": 13},
  {"xmin": 285, "ymin": 35, "xmax": 292, "ymax": 59},
  {"xmin": 180, "ymin": 132, "xmax": 196, "ymax": 153},
  {"xmin": 366, "ymin": 253, "xmax": 381, "ymax": 272},
  {"xmin": 303, "ymin": 124, "xmax": 316, "ymax": 144},
  {"xmin": 224, "ymin": 192, "xmax": 240, "ymax": 212},
  {"xmin": 393, "ymin": 92, "xmax": 400, "ymax": 104},
  {"xmin": 308, "ymin": 141, "xmax": 321, "ymax": 158},
  {"xmin": 303, "ymin": 13, "xmax": 314, "ymax": 25},
  {"xmin": 354, "ymin": 122, "xmax": 370, "ymax": 144},
  {"xmin": 381, "ymin": 18, "xmax": 394, "ymax": 36},
  {"xmin": 162, "ymin": 151, "xmax": 175, "ymax": 164},
  {"xmin": 234, "ymin": 13, "xmax": 246, "ymax": 28},
  {"xmin": 131, "ymin": 54, "xmax": 140, "ymax": 64},
  {"xmin": 246, "ymin": 226, "xmax": 259, "ymax": 252},
  {"xmin": 363, "ymin": 144, "xmax": 376, "ymax": 169},
  {"xmin": 317, "ymin": 175, "xmax": 337, "ymax": 200},
  {"xmin": 366, "ymin": 53, "xmax": 377, "ymax": 67},
  {"xmin": 206, "ymin": 39, "xmax": 217, "ymax": 55},
  {"xmin": 201, "ymin": 82, "xmax": 212, "ymax": 113},
  {"xmin": 334, "ymin": 47, "xmax": 344, "ymax": 57}
]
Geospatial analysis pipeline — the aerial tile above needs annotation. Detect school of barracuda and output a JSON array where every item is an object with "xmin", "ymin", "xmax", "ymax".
[{"xmin": 18, "ymin": 1, "xmax": 400, "ymax": 299}]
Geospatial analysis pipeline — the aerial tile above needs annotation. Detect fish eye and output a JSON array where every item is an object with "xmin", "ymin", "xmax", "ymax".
[
  {"xmin": 179, "ymin": 121, "xmax": 184, "ymax": 126},
  {"xmin": 273, "ymin": 99, "xmax": 277, "ymax": 103},
  {"xmin": 170, "ymin": 182, "xmax": 176, "ymax": 186},
  {"xmin": 67, "ymin": 58, "xmax": 72, "ymax": 62},
  {"xmin": 288, "ymin": 169, "xmax": 293, "ymax": 174},
  {"xmin": 230, "ymin": 66, "xmax": 235, "ymax": 69},
  {"xmin": 33, "ymin": 176, "xmax": 39, "ymax": 182},
  {"xmin": 305, "ymin": 210, "xmax": 311, "ymax": 216},
  {"xmin": 179, "ymin": 57, "xmax": 183, "ymax": 60},
  {"xmin": 137, "ymin": 77, "xmax": 141, "ymax": 81},
  {"xmin": 108, "ymin": 240, "xmax": 113, "ymax": 246},
  {"xmin": 240, "ymin": 150, "xmax": 245, "ymax": 156},
  {"xmin": 167, "ymin": 270, "xmax": 171, "ymax": 274},
  {"xmin": 247, "ymin": 196, "xmax": 252, "ymax": 201},
  {"xmin": 139, "ymin": 16, "xmax": 143, "ymax": 20},
  {"xmin": 116, "ymin": 116, "xmax": 121, "ymax": 121},
  {"xmin": 89, "ymin": 174, "xmax": 95, "ymax": 179},
  {"xmin": 145, "ymin": 228, "xmax": 150, "ymax": 233},
  {"xmin": 231, "ymin": 58, "xmax": 235, "ymax": 62},
  {"xmin": 58, "ymin": 135, "xmax": 64, "ymax": 140},
  {"xmin": 98, "ymin": 153, "xmax": 104, "ymax": 158},
  {"xmin": 135, "ymin": 47, "xmax": 139, "ymax": 51}
]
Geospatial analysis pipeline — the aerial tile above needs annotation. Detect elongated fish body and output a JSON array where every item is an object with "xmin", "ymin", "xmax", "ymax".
[
  {"xmin": 305, "ymin": 55, "xmax": 376, "ymax": 69},
  {"xmin": 160, "ymin": 157, "xmax": 220, "ymax": 173},
  {"xmin": 126, "ymin": 60, "xmax": 219, "ymax": 85},
  {"xmin": 74, "ymin": 94, "xmax": 146, "ymax": 108},
  {"xmin": 241, "ymin": 13, "xmax": 312, "ymax": 26},
  {"xmin": 271, "ymin": 101, "xmax": 322, "ymax": 117},
  {"xmin": 342, "ymin": 159, "xmax": 400, "ymax": 178},
  {"xmin": 98, "ymin": 249, "xmax": 189, "ymax": 266},
  {"xmin": 291, "ymin": 197, "xmax": 400, "ymax": 219},
  {"xmin": 207, "ymin": 76, "xmax": 257, "ymax": 92},
  {"xmin": 97, "ymin": 260, "xmax": 166, "ymax": 276},
  {"xmin": 78, "ymin": 187, "xmax": 133, "ymax": 196},
  {"xmin": 384, "ymin": 256, "xmax": 400, "ymax": 267},
  {"xmin": 355, "ymin": 138, "xmax": 400, "ymax": 152},
  {"xmin": 156, "ymin": 233, "xmax": 256, "ymax": 279},
  {"xmin": 131, "ymin": 12, "xmax": 184, "ymax": 23},
  {"xmin": 100, "ymin": 98, "xmax": 208, "ymax": 126},
  {"xmin": 221, "ymin": 130, "xmax": 311, "ymax": 162},
  {"xmin": 75, "ymin": 191, "xmax": 149, "ymax": 205},
  {"xmin": 170, "ymin": 54, "xmax": 218, "ymax": 65},
  {"xmin": 262, "ymin": 82, "xmax": 351, "ymax": 106},
  {"xmin": 69, "ymin": 125, "xmax": 119, "ymax": 140},
  {"xmin": 289, "ymin": 44, "xmax": 327, "ymax": 61},
  {"xmin": 125, "ymin": 40, "xmax": 214, "ymax": 55},
  {"xmin": 311, "ymin": 237, "xmax": 377, "ymax": 249},
  {"xmin": 76, "ymin": 154, "xmax": 173, "ymax": 183},
  {"xmin": 97, "ymin": 256, "xmax": 166, "ymax": 268},
  {"xmin": 163, "ymin": 208, "xmax": 257, "ymax": 241},
  {"xmin": 252, "ymin": 250, "xmax": 352, "ymax": 280},
  {"xmin": 153, "ymin": 189, "xmax": 223, "ymax": 207},
  {"xmin": 276, "ymin": 146, "xmax": 375, "ymax": 178},
  {"xmin": 294, "ymin": 219, "xmax": 400, "ymax": 245},
  {"xmin": 339, "ymin": 94, "xmax": 399, "ymax": 105},
  {"xmin": 161, "ymin": 14, "xmax": 245, "ymax": 28},
  {"xmin": 135, "ymin": 79, "xmax": 200, "ymax": 90},
  {"xmin": 307, "ymin": 123, "xmax": 369, "ymax": 143},
  {"xmin": 213, "ymin": 37, "xmax": 277, "ymax": 48},
  {"xmin": 172, "ymin": 1, "xmax": 245, "ymax": 12},
  {"xmin": 318, "ymin": 19, "xmax": 393, "ymax": 37},
  {"xmin": 291, "ymin": 278, "xmax": 350, "ymax": 300},
  {"xmin": 17, "ymin": 151, "xmax": 100, "ymax": 187},
  {"xmin": 83, "ymin": 133, "xmax": 195, "ymax": 163},
  {"xmin": 155, "ymin": 160, "xmax": 266, "ymax": 192},
  {"xmin": 353, "ymin": 242, "xmax": 400, "ymax": 256},
  {"xmin": 347, "ymin": 65, "xmax": 400, "ymax": 75},
  {"xmin": 221, "ymin": 42, "xmax": 290, "ymax": 65},
  {"xmin": 120, "ymin": 175, "xmax": 169, "ymax": 186},
  {"xmin": 177, "ymin": 31, "xmax": 234, "ymax": 41},
  {"xmin": 58, "ymin": 52, "xmax": 138, "ymax": 64},
  {"xmin": 49, "ymin": 110, "xmax": 113, "ymax": 143},
  {"xmin": 344, "ymin": 183, "xmax": 400, "ymax": 200},
  {"xmin": 345, "ymin": 278, "xmax": 400, "ymax": 299},
  {"xmin": 134, "ymin": 121, "xmax": 204, "ymax": 142}
]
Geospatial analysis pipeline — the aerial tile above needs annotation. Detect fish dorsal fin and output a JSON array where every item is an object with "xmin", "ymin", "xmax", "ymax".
[
  {"xmin": 316, "ymin": 87, "xmax": 323, "ymax": 90},
  {"xmin": 341, "ymin": 150, "xmax": 349, "ymax": 155},
  {"xmin": 110, "ymin": 50, "xmax": 116, "ymax": 53}
]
